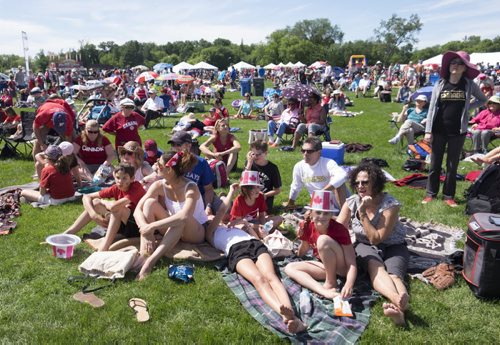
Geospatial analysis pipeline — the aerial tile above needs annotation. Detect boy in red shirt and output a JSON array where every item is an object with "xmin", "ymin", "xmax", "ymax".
[{"xmin": 64, "ymin": 164, "xmax": 146, "ymax": 251}]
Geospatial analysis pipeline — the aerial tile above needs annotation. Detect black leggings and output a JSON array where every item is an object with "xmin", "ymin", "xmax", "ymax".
[{"xmin": 426, "ymin": 133, "xmax": 466, "ymax": 199}]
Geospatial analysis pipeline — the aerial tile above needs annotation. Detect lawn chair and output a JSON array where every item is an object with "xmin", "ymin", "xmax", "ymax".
[{"xmin": 3, "ymin": 110, "xmax": 36, "ymax": 158}]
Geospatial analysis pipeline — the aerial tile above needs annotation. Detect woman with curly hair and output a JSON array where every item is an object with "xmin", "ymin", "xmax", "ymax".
[{"xmin": 337, "ymin": 162, "xmax": 409, "ymax": 326}]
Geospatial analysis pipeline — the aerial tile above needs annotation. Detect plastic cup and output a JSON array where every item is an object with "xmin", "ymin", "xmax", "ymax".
[{"xmin": 45, "ymin": 234, "xmax": 81, "ymax": 259}]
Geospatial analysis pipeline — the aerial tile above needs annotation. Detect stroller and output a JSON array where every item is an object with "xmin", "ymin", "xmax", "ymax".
[{"xmin": 77, "ymin": 98, "xmax": 117, "ymax": 127}]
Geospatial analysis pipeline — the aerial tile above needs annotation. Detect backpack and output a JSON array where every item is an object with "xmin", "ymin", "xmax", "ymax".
[
  {"xmin": 208, "ymin": 159, "xmax": 228, "ymax": 188},
  {"xmin": 408, "ymin": 140, "xmax": 432, "ymax": 160},
  {"xmin": 464, "ymin": 163, "xmax": 500, "ymax": 215}
]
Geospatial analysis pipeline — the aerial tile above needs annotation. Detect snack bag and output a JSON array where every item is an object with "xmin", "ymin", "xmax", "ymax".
[
  {"xmin": 92, "ymin": 164, "xmax": 113, "ymax": 186},
  {"xmin": 167, "ymin": 264, "xmax": 194, "ymax": 283},
  {"xmin": 333, "ymin": 296, "xmax": 353, "ymax": 317}
]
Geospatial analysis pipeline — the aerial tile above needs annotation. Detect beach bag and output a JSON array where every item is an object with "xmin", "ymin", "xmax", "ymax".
[
  {"xmin": 78, "ymin": 250, "xmax": 138, "ymax": 280},
  {"xmin": 463, "ymin": 213, "xmax": 500, "ymax": 298},
  {"xmin": 263, "ymin": 231, "xmax": 293, "ymax": 258},
  {"xmin": 208, "ymin": 159, "xmax": 228, "ymax": 188},
  {"xmin": 464, "ymin": 163, "xmax": 500, "ymax": 215},
  {"xmin": 408, "ymin": 140, "xmax": 432, "ymax": 160}
]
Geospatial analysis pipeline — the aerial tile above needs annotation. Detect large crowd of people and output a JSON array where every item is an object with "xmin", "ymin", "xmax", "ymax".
[{"xmin": 1, "ymin": 50, "xmax": 499, "ymax": 330}]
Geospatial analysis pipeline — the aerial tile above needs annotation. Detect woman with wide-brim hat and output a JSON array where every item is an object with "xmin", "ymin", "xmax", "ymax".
[{"xmin": 422, "ymin": 51, "xmax": 488, "ymax": 207}]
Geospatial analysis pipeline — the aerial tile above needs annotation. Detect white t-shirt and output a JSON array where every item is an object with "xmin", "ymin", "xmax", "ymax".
[
  {"xmin": 213, "ymin": 226, "xmax": 254, "ymax": 256},
  {"xmin": 289, "ymin": 157, "xmax": 347, "ymax": 201},
  {"xmin": 141, "ymin": 97, "xmax": 164, "ymax": 112}
]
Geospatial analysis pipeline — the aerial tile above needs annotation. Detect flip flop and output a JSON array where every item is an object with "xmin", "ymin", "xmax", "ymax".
[
  {"xmin": 129, "ymin": 298, "xmax": 150, "ymax": 322},
  {"xmin": 73, "ymin": 291, "xmax": 105, "ymax": 308}
]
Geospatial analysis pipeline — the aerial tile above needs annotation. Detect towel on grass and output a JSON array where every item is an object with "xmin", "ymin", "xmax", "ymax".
[{"xmin": 221, "ymin": 260, "xmax": 378, "ymax": 344}]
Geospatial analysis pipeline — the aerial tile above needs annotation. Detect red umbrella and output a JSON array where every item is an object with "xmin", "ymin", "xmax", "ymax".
[
  {"xmin": 176, "ymin": 75, "xmax": 194, "ymax": 84},
  {"xmin": 156, "ymin": 72, "xmax": 179, "ymax": 81},
  {"xmin": 135, "ymin": 71, "xmax": 159, "ymax": 83}
]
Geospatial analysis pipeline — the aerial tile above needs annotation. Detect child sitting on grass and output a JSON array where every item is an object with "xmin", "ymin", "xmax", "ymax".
[
  {"xmin": 21, "ymin": 145, "xmax": 76, "ymax": 205},
  {"xmin": 229, "ymin": 170, "xmax": 282, "ymax": 239},
  {"xmin": 64, "ymin": 164, "xmax": 146, "ymax": 251},
  {"xmin": 285, "ymin": 190, "xmax": 357, "ymax": 299}
]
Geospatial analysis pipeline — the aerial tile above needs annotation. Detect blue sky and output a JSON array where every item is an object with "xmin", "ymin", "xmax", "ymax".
[{"xmin": 2, "ymin": 0, "xmax": 498, "ymax": 57}]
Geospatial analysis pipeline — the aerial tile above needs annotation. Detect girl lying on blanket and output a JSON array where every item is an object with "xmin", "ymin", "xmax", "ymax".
[
  {"xmin": 336, "ymin": 162, "xmax": 409, "ymax": 326},
  {"xmin": 64, "ymin": 164, "xmax": 145, "ymax": 252},
  {"xmin": 21, "ymin": 145, "xmax": 76, "ymax": 205},
  {"xmin": 285, "ymin": 190, "xmax": 357, "ymax": 299},
  {"xmin": 229, "ymin": 170, "xmax": 282, "ymax": 238},
  {"xmin": 206, "ymin": 183, "xmax": 307, "ymax": 334}
]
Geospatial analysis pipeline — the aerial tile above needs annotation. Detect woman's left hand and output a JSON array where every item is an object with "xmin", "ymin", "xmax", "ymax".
[{"xmin": 358, "ymin": 196, "xmax": 372, "ymax": 214}]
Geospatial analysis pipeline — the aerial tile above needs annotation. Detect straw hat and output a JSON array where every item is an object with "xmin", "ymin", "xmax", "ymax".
[
  {"xmin": 304, "ymin": 190, "xmax": 336, "ymax": 212},
  {"xmin": 239, "ymin": 170, "xmax": 263, "ymax": 188},
  {"xmin": 117, "ymin": 141, "xmax": 144, "ymax": 157}
]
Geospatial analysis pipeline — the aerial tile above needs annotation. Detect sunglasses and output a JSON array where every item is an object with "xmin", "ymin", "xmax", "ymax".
[
  {"xmin": 450, "ymin": 60, "xmax": 465, "ymax": 66},
  {"xmin": 122, "ymin": 106, "xmax": 135, "ymax": 109},
  {"xmin": 301, "ymin": 149, "xmax": 318, "ymax": 154},
  {"xmin": 354, "ymin": 180, "xmax": 370, "ymax": 187},
  {"xmin": 122, "ymin": 151, "xmax": 135, "ymax": 156},
  {"xmin": 87, "ymin": 130, "xmax": 99, "ymax": 134}
]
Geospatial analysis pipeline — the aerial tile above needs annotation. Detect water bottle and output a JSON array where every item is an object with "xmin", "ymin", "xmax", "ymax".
[
  {"xmin": 299, "ymin": 289, "xmax": 312, "ymax": 316},
  {"xmin": 262, "ymin": 220, "xmax": 274, "ymax": 236},
  {"xmin": 92, "ymin": 164, "xmax": 112, "ymax": 186}
]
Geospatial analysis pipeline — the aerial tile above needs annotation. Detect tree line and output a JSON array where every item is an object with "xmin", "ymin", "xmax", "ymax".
[{"xmin": 2, "ymin": 15, "xmax": 500, "ymax": 74}]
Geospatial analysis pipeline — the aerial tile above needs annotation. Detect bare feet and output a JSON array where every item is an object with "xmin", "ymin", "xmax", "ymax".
[
  {"xmin": 383, "ymin": 303, "xmax": 405, "ymax": 326},
  {"xmin": 280, "ymin": 305, "xmax": 307, "ymax": 334},
  {"xmin": 136, "ymin": 260, "xmax": 153, "ymax": 281},
  {"xmin": 322, "ymin": 283, "xmax": 340, "ymax": 299},
  {"xmin": 398, "ymin": 292, "xmax": 409, "ymax": 311}
]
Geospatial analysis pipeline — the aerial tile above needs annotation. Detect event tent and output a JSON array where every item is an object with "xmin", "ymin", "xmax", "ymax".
[
  {"xmin": 294, "ymin": 61, "xmax": 306, "ymax": 68},
  {"xmin": 285, "ymin": 62, "xmax": 295, "ymax": 68},
  {"xmin": 263, "ymin": 63, "xmax": 276, "ymax": 69},
  {"xmin": 172, "ymin": 61, "xmax": 194, "ymax": 73},
  {"xmin": 470, "ymin": 52, "xmax": 500, "ymax": 66},
  {"xmin": 233, "ymin": 61, "xmax": 256, "ymax": 70},
  {"xmin": 192, "ymin": 61, "xmax": 218, "ymax": 70},
  {"xmin": 421, "ymin": 54, "xmax": 443, "ymax": 65}
]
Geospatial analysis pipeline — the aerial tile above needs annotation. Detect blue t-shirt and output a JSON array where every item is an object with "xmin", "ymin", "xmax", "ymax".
[
  {"xmin": 407, "ymin": 107, "xmax": 428, "ymax": 124},
  {"xmin": 184, "ymin": 156, "xmax": 214, "ymax": 197}
]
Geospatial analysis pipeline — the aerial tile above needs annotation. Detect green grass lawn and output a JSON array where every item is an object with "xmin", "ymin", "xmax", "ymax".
[{"xmin": 0, "ymin": 86, "xmax": 499, "ymax": 344}]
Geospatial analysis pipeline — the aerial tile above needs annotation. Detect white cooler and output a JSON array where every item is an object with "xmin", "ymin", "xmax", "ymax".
[{"xmin": 321, "ymin": 142, "xmax": 345, "ymax": 165}]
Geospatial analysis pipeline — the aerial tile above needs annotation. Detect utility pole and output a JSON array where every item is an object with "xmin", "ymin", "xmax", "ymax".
[{"xmin": 21, "ymin": 31, "xmax": 30, "ymax": 79}]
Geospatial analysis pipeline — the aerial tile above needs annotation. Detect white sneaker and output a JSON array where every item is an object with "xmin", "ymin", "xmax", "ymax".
[{"xmin": 388, "ymin": 136, "xmax": 400, "ymax": 144}]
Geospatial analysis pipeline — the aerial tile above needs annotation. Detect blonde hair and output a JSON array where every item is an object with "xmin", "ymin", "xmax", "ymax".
[{"xmin": 82, "ymin": 120, "xmax": 103, "ymax": 146}]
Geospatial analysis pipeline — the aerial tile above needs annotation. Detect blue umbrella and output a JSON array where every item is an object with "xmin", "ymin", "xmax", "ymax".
[
  {"xmin": 411, "ymin": 86, "xmax": 434, "ymax": 101},
  {"xmin": 153, "ymin": 62, "xmax": 173, "ymax": 71}
]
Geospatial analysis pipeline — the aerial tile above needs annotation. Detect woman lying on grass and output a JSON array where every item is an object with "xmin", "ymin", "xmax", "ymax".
[
  {"xmin": 205, "ymin": 183, "xmax": 307, "ymax": 334},
  {"xmin": 337, "ymin": 162, "xmax": 409, "ymax": 326},
  {"xmin": 133, "ymin": 150, "xmax": 207, "ymax": 281},
  {"xmin": 285, "ymin": 190, "xmax": 357, "ymax": 299}
]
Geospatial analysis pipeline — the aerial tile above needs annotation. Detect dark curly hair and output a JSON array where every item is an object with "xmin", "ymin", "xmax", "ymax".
[{"xmin": 349, "ymin": 161, "xmax": 386, "ymax": 195}]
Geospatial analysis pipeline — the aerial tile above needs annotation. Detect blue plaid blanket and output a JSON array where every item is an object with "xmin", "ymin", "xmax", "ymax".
[{"xmin": 222, "ymin": 260, "xmax": 378, "ymax": 344}]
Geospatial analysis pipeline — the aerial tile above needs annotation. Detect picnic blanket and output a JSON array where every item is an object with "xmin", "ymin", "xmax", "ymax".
[
  {"xmin": 85, "ymin": 237, "xmax": 224, "ymax": 262},
  {"xmin": 221, "ymin": 261, "xmax": 378, "ymax": 344}
]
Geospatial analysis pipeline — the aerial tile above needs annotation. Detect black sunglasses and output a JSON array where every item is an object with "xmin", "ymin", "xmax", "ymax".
[
  {"xmin": 87, "ymin": 130, "xmax": 99, "ymax": 134},
  {"xmin": 450, "ymin": 60, "xmax": 465, "ymax": 66},
  {"xmin": 122, "ymin": 106, "xmax": 135, "ymax": 109},
  {"xmin": 301, "ymin": 149, "xmax": 318, "ymax": 154},
  {"xmin": 354, "ymin": 180, "xmax": 370, "ymax": 187}
]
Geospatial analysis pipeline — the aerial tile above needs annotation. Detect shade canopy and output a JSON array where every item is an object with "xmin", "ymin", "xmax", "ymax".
[
  {"xmin": 172, "ymin": 62, "xmax": 194, "ymax": 73},
  {"xmin": 192, "ymin": 61, "xmax": 218, "ymax": 70}
]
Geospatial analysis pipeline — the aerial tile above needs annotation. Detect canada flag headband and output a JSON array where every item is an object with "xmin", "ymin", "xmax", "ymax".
[{"xmin": 166, "ymin": 151, "xmax": 183, "ymax": 167}]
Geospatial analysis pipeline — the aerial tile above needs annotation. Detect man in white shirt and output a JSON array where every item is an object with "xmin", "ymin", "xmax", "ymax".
[
  {"xmin": 141, "ymin": 89, "xmax": 164, "ymax": 129},
  {"xmin": 355, "ymin": 73, "xmax": 371, "ymax": 98},
  {"xmin": 283, "ymin": 136, "xmax": 348, "ymax": 213}
]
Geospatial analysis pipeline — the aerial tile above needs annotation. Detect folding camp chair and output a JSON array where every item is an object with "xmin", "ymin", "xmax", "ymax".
[{"xmin": 3, "ymin": 110, "xmax": 36, "ymax": 158}]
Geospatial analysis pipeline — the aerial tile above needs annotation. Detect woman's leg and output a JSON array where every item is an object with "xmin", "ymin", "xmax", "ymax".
[
  {"xmin": 226, "ymin": 152, "xmax": 238, "ymax": 173},
  {"xmin": 267, "ymin": 120, "xmax": 277, "ymax": 141},
  {"xmin": 442, "ymin": 134, "xmax": 466, "ymax": 199},
  {"xmin": 480, "ymin": 130, "xmax": 494, "ymax": 152},
  {"xmin": 426, "ymin": 133, "xmax": 447, "ymax": 197},
  {"xmin": 471, "ymin": 129, "xmax": 481, "ymax": 152},
  {"xmin": 20, "ymin": 189, "xmax": 41, "ymax": 202}
]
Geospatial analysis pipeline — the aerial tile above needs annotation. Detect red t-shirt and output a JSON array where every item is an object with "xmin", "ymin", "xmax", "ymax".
[
  {"xmin": 98, "ymin": 181, "xmax": 145, "ymax": 211},
  {"xmin": 39, "ymin": 165, "xmax": 75, "ymax": 199},
  {"xmin": 75, "ymin": 135, "xmax": 111, "ymax": 165},
  {"xmin": 230, "ymin": 193, "xmax": 267, "ymax": 221},
  {"xmin": 4, "ymin": 114, "xmax": 20, "ymax": 123},
  {"xmin": 213, "ymin": 134, "xmax": 235, "ymax": 165},
  {"xmin": 300, "ymin": 219, "xmax": 351, "ymax": 258},
  {"xmin": 34, "ymin": 99, "xmax": 75, "ymax": 137},
  {"xmin": 102, "ymin": 112, "xmax": 145, "ymax": 149},
  {"xmin": 214, "ymin": 106, "xmax": 229, "ymax": 121}
]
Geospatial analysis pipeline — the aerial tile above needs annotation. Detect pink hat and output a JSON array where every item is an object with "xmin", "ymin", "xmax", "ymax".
[
  {"xmin": 305, "ymin": 190, "xmax": 336, "ymax": 212},
  {"xmin": 440, "ymin": 51, "xmax": 480, "ymax": 80},
  {"xmin": 239, "ymin": 170, "xmax": 263, "ymax": 188}
]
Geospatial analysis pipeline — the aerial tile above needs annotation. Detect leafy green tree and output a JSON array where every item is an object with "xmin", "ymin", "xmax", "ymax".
[
  {"xmin": 32, "ymin": 50, "xmax": 49, "ymax": 72},
  {"xmin": 374, "ymin": 14, "xmax": 422, "ymax": 63},
  {"xmin": 290, "ymin": 18, "xmax": 344, "ymax": 45},
  {"xmin": 79, "ymin": 43, "xmax": 100, "ymax": 68},
  {"xmin": 0, "ymin": 55, "xmax": 25, "ymax": 73}
]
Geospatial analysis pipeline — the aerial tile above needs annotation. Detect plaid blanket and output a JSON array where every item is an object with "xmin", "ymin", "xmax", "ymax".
[{"xmin": 222, "ymin": 260, "xmax": 378, "ymax": 344}]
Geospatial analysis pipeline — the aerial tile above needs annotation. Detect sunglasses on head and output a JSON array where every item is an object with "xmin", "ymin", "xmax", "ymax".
[
  {"xmin": 301, "ymin": 149, "xmax": 318, "ymax": 154},
  {"xmin": 354, "ymin": 180, "xmax": 370, "ymax": 187}
]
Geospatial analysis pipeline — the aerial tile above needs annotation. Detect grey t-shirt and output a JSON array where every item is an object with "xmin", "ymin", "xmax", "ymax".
[{"xmin": 347, "ymin": 193, "xmax": 406, "ymax": 246}]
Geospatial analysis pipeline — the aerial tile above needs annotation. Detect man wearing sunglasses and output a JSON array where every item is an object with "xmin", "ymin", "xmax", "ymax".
[
  {"xmin": 284, "ymin": 137, "xmax": 348, "ymax": 214},
  {"xmin": 102, "ymin": 98, "xmax": 145, "ymax": 150}
]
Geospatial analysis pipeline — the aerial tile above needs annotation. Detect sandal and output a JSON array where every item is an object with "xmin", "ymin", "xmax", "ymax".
[
  {"xmin": 129, "ymin": 298, "xmax": 150, "ymax": 322},
  {"xmin": 73, "ymin": 291, "xmax": 105, "ymax": 308}
]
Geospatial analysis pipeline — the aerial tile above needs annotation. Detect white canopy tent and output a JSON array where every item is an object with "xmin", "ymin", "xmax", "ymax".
[
  {"xmin": 285, "ymin": 62, "xmax": 295, "ymax": 68},
  {"xmin": 263, "ymin": 63, "xmax": 276, "ymax": 69},
  {"xmin": 470, "ymin": 52, "xmax": 500, "ymax": 66},
  {"xmin": 309, "ymin": 61, "xmax": 324, "ymax": 69},
  {"xmin": 192, "ymin": 61, "xmax": 218, "ymax": 70},
  {"xmin": 172, "ymin": 61, "xmax": 194, "ymax": 73},
  {"xmin": 277, "ymin": 62, "xmax": 285, "ymax": 67},
  {"xmin": 421, "ymin": 54, "xmax": 443, "ymax": 65},
  {"xmin": 233, "ymin": 61, "xmax": 256, "ymax": 70},
  {"xmin": 294, "ymin": 61, "xmax": 306, "ymax": 68}
]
